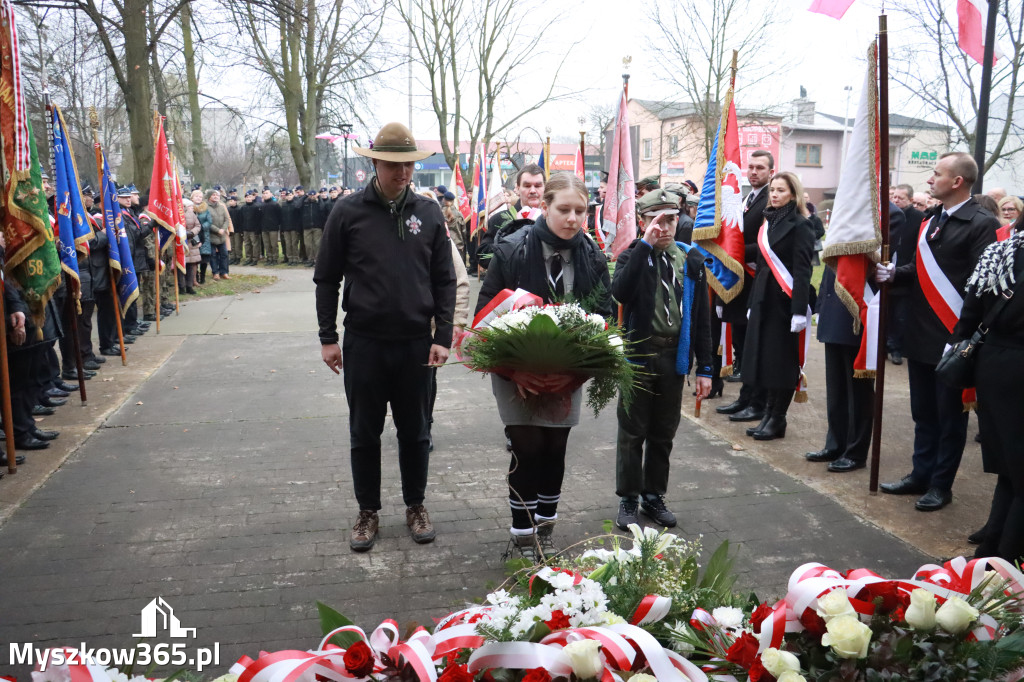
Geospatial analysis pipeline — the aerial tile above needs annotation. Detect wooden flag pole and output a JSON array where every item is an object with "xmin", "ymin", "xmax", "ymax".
[
  {"xmin": 869, "ymin": 18, "xmax": 891, "ymax": 494},
  {"xmin": 154, "ymin": 226, "xmax": 161, "ymax": 334},
  {"xmin": 89, "ymin": 108, "xmax": 127, "ymax": 366},
  {"xmin": 0, "ymin": 284, "xmax": 17, "ymax": 474}
]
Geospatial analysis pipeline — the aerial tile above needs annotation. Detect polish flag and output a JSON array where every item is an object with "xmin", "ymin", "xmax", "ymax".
[
  {"xmin": 957, "ymin": 0, "xmax": 1002, "ymax": 65},
  {"xmin": 452, "ymin": 163, "xmax": 472, "ymax": 221},
  {"xmin": 807, "ymin": 0, "xmax": 855, "ymax": 19}
]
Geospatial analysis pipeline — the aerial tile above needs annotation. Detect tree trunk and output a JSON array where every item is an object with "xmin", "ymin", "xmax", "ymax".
[
  {"xmin": 181, "ymin": 1, "xmax": 206, "ymax": 187},
  {"xmin": 124, "ymin": 0, "xmax": 154, "ymax": 192}
]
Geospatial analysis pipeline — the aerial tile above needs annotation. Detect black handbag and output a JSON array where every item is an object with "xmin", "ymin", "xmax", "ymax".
[{"xmin": 935, "ymin": 285, "xmax": 1016, "ymax": 389}]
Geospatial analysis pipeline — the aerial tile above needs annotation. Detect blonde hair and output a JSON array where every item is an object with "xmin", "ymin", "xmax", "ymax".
[
  {"xmin": 542, "ymin": 172, "xmax": 588, "ymax": 206},
  {"xmin": 772, "ymin": 172, "xmax": 809, "ymax": 216},
  {"xmin": 998, "ymin": 195, "xmax": 1022, "ymax": 214}
]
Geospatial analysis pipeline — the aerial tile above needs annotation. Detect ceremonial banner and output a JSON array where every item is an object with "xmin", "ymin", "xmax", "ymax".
[
  {"xmin": 470, "ymin": 150, "xmax": 486, "ymax": 238},
  {"xmin": 486, "ymin": 146, "xmax": 506, "ymax": 221},
  {"xmin": 52, "ymin": 105, "xmax": 94, "ymax": 288},
  {"xmin": 821, "ymin": 42, "xmax": 882, "ymax": 377},
  {"xmin": 957, "ymin": 0, "xmax": 1003, "ymax": 65},
  {"xmin": 808, "ymin": 0, "xmax": 855, "ymax": 19},
  {"xmin": 692, "ymin": 87, "xmax": 746, "ymax": 303},
  {"xmin": 602, "ymin": 90, "xmax": 636, "ymax": 259},
  {"xmin": 171, "ymin": 162, "xmax": 186, "ymax": 272},
  {"xmin": 99, "ymin": 151, "xmax": 139, "ymax": 314},
  {"xmin": 145, "ymin": 116, "xmax": 179, "ymax": 257},
  {"xmin": 453, "ymin": 164, "xmax": 472, "ymax": 221},
  {"xmin": 574, "ymin": 147, "xmax": 585, "ymax": 183}
]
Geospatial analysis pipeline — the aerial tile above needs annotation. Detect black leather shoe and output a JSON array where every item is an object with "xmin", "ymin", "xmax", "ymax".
[
  {"xmin": 716, "ymin": 399, "xmax": 748, "ymax": 415},
  {"xmin": 729, "ymin": 406, "xmax": 765, "ymax": 422},
  {"xmin": 32, "ymin": 405, "xmax": 56, "ymax": 416},
  {"xmin": 915, "ymin": 488, "xmax": 952, "ymax": 511},
  {"xmin": 806, "ymin": 449, "xmax": 840, "ymax": 463},
  {"xmin": 753, "ymin": 416, "xmax": 787, "ymax": 440},
  {"xmin": 746, "ymin": 414, "xmax": 771, "ymax": 437},
  {"xmin": 38, "ymin": 396, "xmax": 67, "ymax": 408},
  {"xmin": 33, "ymin": 429, "xmax": 59, "ymax": 441},
  {"xmin": 889, "ymin": 351, "xmax": 903, "ymax": 365},
  {"xmin": 87, "ymin": 355, "xmax": 107, "ymax": 364},
  {"xmin": 47, "ymin": 388, "xmax": 70, "ymax": 398},
  {"xmin": 100, "ymin": 347, "xmax": 122, "ymax": 357},
  {"xmin": 13, "ymin": 437, "xmax": 48, "ymax": 450},
  {"xmin": 56, "ymin": 380, "xmax": 80, "ymax": 392},
  {"xmin": 880, "ymin": 475, "xmax": 928, "ymax": 495},
  {"xmin": 0, "ymin": 453, "xmax": 27, "ymax": 464},
  {"xmin": 967, "ymin": 527, "xmax": 987, "ymax": 545},
  {"xmin": 83, "ymin": 360, "xmax": 102, "ymax": 371},
  {"xmin": 725, "ymin": 372, "xmax": 743, "ymax": 383},
  {"xmin": 143, "ymin": 314, "xmax": 157, "ymax": 322},
  {"xmin": 828, "ymin": 457, "xmax": 866, "ymax": 473},
  {"xmin": 122, "ymin": 335, "xmax": 136, "ymax": 344}
]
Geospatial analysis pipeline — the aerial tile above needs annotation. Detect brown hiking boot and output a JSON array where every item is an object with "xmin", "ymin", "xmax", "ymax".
[
  {"xmin": 406, "ymin": 505, "xmax": 436, "ymax": 543},
  {"xmin": 350, "ymin": 510, "xmax": 378, "ymax": 552}
]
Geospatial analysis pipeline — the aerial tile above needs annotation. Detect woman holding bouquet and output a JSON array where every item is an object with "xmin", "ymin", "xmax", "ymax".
[
  {"xmin": 475, "ymin": 173, "xmax": 612, "ymax": 559},
  {"xmin": 741, "ymin": 172, "xmax": 815, "ymax": 441}
]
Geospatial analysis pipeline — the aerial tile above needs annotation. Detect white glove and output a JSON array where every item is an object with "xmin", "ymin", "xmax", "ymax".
[
  {"xmin": 177, "ymin": 226, "xmax": 187, "ymax": 240},
  {"xmin": 875, "ymin": 262, "xmax": 895, "ymax": 282},
  {"xmin": 790, "ymin": 314, "xmax": 808, "ymax": 333},
  {"xmin": 715, "ymin": 305, "xmax": 723, "ymax": 319},
  {"xmin": 943, "ymin": 343, "xmax": 952, "ymax": 356}
]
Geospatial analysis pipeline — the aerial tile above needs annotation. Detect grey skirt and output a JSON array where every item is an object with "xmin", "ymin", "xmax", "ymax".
[{"xmin": 491, "ymin": 374, "xmax": 582, "ymax": 427}]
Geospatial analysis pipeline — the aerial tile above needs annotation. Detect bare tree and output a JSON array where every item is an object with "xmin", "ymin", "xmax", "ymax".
[
  {"xmin": 230, "ymin": 0, "xmax": 388, "ymax": 187},
  {"xmin": 587, "ymin": 102, "xmax": 616, "ymax": 161},
  {"xmin": 890, "ymin": 0, "xmax": 1024, "ymax": 174},
  {"xmin": 647, "ymin": 0, "xmax": 786, "ymax": 164},
  {"xmin": 399, "ymin": 0, "xmax": 579, "ymax": 178}
]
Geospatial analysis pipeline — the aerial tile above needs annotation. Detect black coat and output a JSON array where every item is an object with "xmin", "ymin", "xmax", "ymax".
[
  {"xmin": 261, "ymin": 199, "xmax": 281, "ymax": 232},
  {"xmin": 894, "ymin": 206, "xmax": 925, "ymax": 271},
  {"xmin": 87, "ymin": 217, "xmax": 112, "ymax": 293},
  {"xmin": 299, "ymin": 196, "xmax": 320, "ymax": 230},
  {"xmin": 894, "ymin": 197, "xmax": 999, "ymax": 363},
  {"xmin": 240, "ymin": 201, "xmax": 260, "ymax": 233},
  {"xmin": 279, "ymin": 198, "xmax": 300, "ymax": 231},
  {"xmin": 743, "ymin": 207, "xmax": 815, "ymax": 390},
  {"xmin": 612, "ymin": 238, "xmax": 713, "ymax": 376},
  {"xmin": 721, "ymin": 186, "xmax": 768, "ymax": 323},
  {"xmin": 475, "ymin": 223, "xmax": 612, "ymax": 318},
  {"xmin": 228, "ymin": 203, "xmax": 244, "ymax": 232}
]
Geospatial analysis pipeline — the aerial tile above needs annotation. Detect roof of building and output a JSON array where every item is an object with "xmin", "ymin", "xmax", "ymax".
[
  {"xmin": 632, "ymin": 99, "xmax": 783, "ymax": 121},
  {"xmin": 817, "ymin": 111, "xmax": 951, "ymax": 132}
]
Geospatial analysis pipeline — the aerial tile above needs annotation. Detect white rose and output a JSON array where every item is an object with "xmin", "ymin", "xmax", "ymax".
[
  {"xmin": 760, "ymin": 647, "xmax": 801, "ymax": 677},
  {"xmin": 820, "ymin": 614, "xmax": 872, "ymax": 659},
  {"xmin": 776, "ymin": 673, "xmax": 808, "ymax": 682},
  {"xmin": 608, "ymin": 334, "xmax": 624, "ymax": 350},
  {"xmin": 563, "ymin": 639, "xmax": 603, "ymax": 680},
  {"xmin": 816, "ymin": 588, "xmax": 857, "ymax": 622},
  {"xmin": 630, "ymin": 675, "xmax": 658, "ymax": 682},
  {"xmin": 935, "ymin": 596, "xmax": 980, "ymax": 634},
  {"xmin": 905, "ymin": 588, "xmax": 937, "ymax": 630},
  {"xmin": 712, "ymin": 606, "xmax": 745, "ymax": 629}
]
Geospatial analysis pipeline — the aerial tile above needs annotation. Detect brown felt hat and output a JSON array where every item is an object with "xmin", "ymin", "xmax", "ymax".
[{"xmin": 354, "ymin": 122, "xmax": 433, "ymax": 162}]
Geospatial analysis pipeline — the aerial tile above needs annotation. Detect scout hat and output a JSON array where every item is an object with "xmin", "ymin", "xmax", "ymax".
[
  {"xmin": 636, "ymin": 175, "xmax": 661, "ymax": 191},
  {"xmin": 354, "ymin": 122, "xmax": 432, "ymax": 162},
  {"xmin": 636, "ymin": 188, "xmax": 680, "ymax": 216}
]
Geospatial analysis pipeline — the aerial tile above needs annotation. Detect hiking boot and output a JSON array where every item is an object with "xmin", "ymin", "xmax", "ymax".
[
  {"xmin": 350, "ymin": 510, "xmax": 378, "ymax": 552},
  {"xmin": 406, "ymin": 504, "xmax": 436, "ymax": 543},
  {"xmin": 640, "ymin": 494, "xmax": 677, "ymax": 528},
  {"xmin": 513, "ymin": 532, "xmax": 543, "ymax": 563},
  {"xmin": 616, "ymin": 497, "xmax": 640, "ymax": 531},
  {"xmin": 536, "ymin": 520, "xmax": 558, "ymax": 555}
]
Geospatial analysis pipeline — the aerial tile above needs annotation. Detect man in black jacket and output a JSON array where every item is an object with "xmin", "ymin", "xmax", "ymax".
[
  {"xmin": 241, "ymin": 191, "xmax": 262, "ymax": 265},
  {"xmin": 260, "ymin": 188, "xmax": 281, "ymax": 265},
  {"xmin": 314, "ymin": 122, "xmax": 456, "ymax": 553},
  {"xmin": 299, "ymin": 188, "xmax": 322, "ymax": 267},
  {"xmin": 877, "ymin": 152, "xmax": 999, "ymax": 511},
  {"xmin": 887, "ymin": 184, "xmax": 924, "ymax": 364},
  {"xmin": 716, "ymin": 149, "xmax": 772, "ymax": 420},
  {"xmin": 611, "ymin": 189, "xmax": 713, "ymax": 530}
]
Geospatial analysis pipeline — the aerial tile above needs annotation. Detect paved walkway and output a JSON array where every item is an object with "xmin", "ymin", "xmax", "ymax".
[{"xmin": 0, "ymin": 267, "xmax": 978, "ymax": 678}]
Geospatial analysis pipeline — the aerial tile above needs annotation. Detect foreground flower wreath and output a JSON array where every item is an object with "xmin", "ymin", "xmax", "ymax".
[{"xmin": 32, "ymin": 527, "xmax": 1024, "ymax": 682}]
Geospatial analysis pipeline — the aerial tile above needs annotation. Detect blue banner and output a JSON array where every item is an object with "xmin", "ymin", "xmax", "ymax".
[
  {"xmin": 100, "ymin": 152, "xmax": 139, "ymax": 315},
  {"xmin": 51, "ymin": 105, "xmax": 93, "ymax": 283}
]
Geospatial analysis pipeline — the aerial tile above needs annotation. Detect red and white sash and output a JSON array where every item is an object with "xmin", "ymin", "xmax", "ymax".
[
  {"xmin": 757, "ymin": 219, "xmax": 793, "ymax": 296},
  {"xmin": 471, "ymin": 287, "xmax": 543, "ymax": 329},
  {"xmin": 916, "ymin": 216, "xmax": 962, "ymax": 333}
]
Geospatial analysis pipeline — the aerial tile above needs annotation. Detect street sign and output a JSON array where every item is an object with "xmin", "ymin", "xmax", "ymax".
[{"xmin": 355, "ymin": 169, "xmax": 366, "ymax": 182}]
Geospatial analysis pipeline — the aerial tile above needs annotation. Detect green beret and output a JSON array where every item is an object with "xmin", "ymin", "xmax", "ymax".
[{"xmin": 636, "ymin": 188, "xmax": 680, "ymax": 215}]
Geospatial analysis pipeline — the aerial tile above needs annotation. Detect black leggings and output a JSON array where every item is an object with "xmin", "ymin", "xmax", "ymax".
[
  {"xmin": 199, "ymin": 254, "xmax": 211, "ymax": 283},
  {"xmin": 506, "ymin": 425, "xmax": 570, "ymax": 531},
  {"xmin": 977, "ymin": 475, "xmax": 1024, "ymax": 563}
]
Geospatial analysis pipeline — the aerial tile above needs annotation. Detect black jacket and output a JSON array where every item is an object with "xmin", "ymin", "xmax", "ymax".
[
  {"xmin": 612, "ymin": 238, "xmax": 713, "ymax": 376},
  {"xmin": 261, "ymin": 199, "xmax": 281, "ymax": 232},
  {"xmin": 122, "ymin": 209, "xmax": 150, "ymax": 274},
  {"xmin": 721, "ymin": 186, "xmax": 768, "ymax": 322},
  {"xmin": 87, "ymin": 215, "xmax": 112, "ymax": 293},
  {"xmin": 228, "ymin": 202, "xmax": 244, "ymax": 232},
  {"xmin": 299, "ymin": 196, "xmax": 320, "ymax": 231},
  {"xmin": 314, "ymin": 182, "xmax": 457, "ymax": 347},
  {"xmin": 894, "ymin": 198, "xmax": 999, "ymax": 363},
  {"xmin": 891, "ymin": 205, "xmax": 925, "ymax": 288},
  {"xmin": 240, "ymin": 201, "xmax": 260, "ymax": 233},
  {"xmin": 280, "ymin": 198, "xmax": 300, "ymax": 231}
]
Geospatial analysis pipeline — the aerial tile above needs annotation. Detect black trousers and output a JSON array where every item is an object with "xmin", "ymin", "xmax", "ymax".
[
  {"xmin": 975, "ymin": 475, "xmax": 1024, "ymax": 562},
  {"xmin": 95, "ymin": 290, "xmax": 117, "ymax": 350},
  {"xmin": 507, "ymin": 425, "xmax": 570, "ymax": 530},
  {"xmin": 822, "ymin": 343, "xmax": 874, "ymax": 462},
  {"xmin": 342, "ymin": 332, "xmax": 432, "ymax": 511},
  {"xmin": 615, "ymin": 344, "xmax": 685, "ymax": 498},
  {"xmin": 886, "ymin": 296, "xmax": 909, "ymax": 354},
  {"xmin": 8, "ymin": 346, "xmax": 47, "ymax": 440},
  {"xmin": 908, "ymin": 358, "xmax": 968, "ymax": 492},
  {"xmin": 78, "ymin": 299, "xmax": 96, "ymax": 360}
]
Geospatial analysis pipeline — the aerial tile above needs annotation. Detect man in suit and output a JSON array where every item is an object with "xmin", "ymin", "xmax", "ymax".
[
  {"xmin": 876, "ymin": 152, "xmax": 1000, "ymax": 511},
  {"xmin": 807, "ymin": 203, "xmax": 905, "ymax": 471},
  {"xmin": 886, "ymin": 184, "xmax": 924, "ymax": 364},
  {"xmin": 716, "ymin": 149, "xmax": 773, "ymax": 421}
]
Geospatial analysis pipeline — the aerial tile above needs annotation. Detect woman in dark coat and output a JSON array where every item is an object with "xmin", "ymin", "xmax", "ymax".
[
  {"xmin": 742, "ymin": 171, "xmax": 815, "ymax": 440},
  {"xmin": 954, "ymin": 230, "xmax": 1024, "ymax": 562},
  {"xmin": 475, "ymin": 173, "xmax": 612, "ymax": 561}
]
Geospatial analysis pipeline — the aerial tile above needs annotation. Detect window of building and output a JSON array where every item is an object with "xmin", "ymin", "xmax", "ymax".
[
  {"xmin": 669, "ymin": 135, "xmax": 679, "ymax": 156},
  {"xmin": 796, "ymin": 143, "xmax": 822, "ymax": 166},
  {"xmin": 642, "ymin": 138, "xmax": 653, "ymax": 160}
]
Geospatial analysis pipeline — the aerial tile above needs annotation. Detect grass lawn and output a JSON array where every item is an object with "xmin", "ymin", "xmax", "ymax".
[{"xmin": 177, "ymin": 273, "xmax": 278, "ymax": 300}]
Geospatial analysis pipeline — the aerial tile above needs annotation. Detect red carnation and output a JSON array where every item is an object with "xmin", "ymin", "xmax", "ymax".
[
  {"xmin": 859, "ymin": 581, "xmax": 903, "ymax": 614},
  {"xmin": 750, "ymin": 602, "xmax": 774, "ymax": 634},
  {"xmin": 342, "ymin": 641, "xmax": 375, "ymax": 678},
  {"xmin": 724, "ymin": 632, "xmax": 759, "ymax": 669},
  {"xmin": 544, "ymin": 610, "xmax": 571, "ymax": 631},
  {"xmin": 522, "ymin": 669, "xmax": 552, "ymax": 682},
  {"xmin": 438, "ymin": 663, "xmax": 474, "ymax": 682},
  {"xmin": 748, "ymin": 657, "xmax": 776, "ymax": 682},
  {"xmin": 799, "ymin": 610, "xmax": 828, "ymax": 639}
]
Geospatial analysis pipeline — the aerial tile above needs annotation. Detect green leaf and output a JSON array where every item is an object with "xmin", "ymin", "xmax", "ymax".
[{"xmin": 316, "ymin": 601, "xmax": 362, "ymax": 648}]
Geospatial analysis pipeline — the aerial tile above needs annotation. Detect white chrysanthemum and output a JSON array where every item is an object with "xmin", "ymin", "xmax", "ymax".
[{"xmin": 712, "ymin": 606, "xmax": 745, "ymax": 629}]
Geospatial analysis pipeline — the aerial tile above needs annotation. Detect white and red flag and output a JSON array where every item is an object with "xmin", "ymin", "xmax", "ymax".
[
  {"xmin": 957, "ymin": 0, "xmax": 1004, "ymax": 65},
  {"xmin": 807, "ymin": 0, "xmax": 855, "ymax": 19},
  {"xmin": 452, "ymin": 163, "xmax": 472, "ymax": 221},
  {"xmin": 602, "ymin": 90, "xmax": 636, "ymax": 259},
  {"xmin": 821, "ymin": 41, "xmax": 882, "ymax": 376}
]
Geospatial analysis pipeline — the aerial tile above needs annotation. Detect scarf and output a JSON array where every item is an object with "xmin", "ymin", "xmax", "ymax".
[
  {"xmin": 761, "ymin": 200, "xmax": 796, "ymax": 231},
  {"xmin": 966, "ymin": 229, "xmax": 1024, "ymax": 297},
  {"xmin": 527, "ymin": 215, "xmax": 595, "ymax": 302}
]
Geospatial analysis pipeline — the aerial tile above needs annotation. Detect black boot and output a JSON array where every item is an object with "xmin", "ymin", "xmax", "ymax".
[
  {"xmin": 753, "ymin": 416, "xmax": 787, "ymax": 440},
  {"xmin": 746, "ymin": 413, "xmax": 771, "ymax": 437}
]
